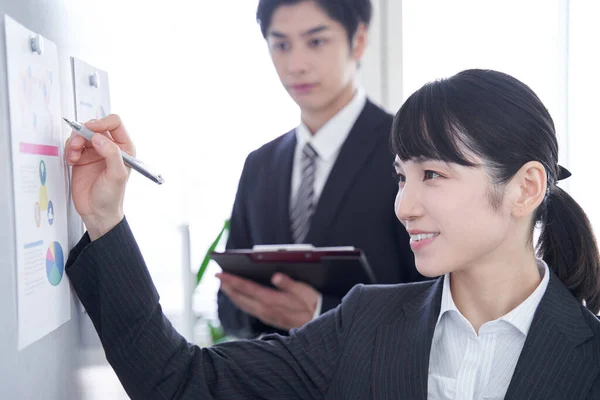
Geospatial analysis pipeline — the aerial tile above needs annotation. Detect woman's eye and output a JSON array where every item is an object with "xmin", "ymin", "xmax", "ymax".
[
  {"xmin": 394, "ymin": 172, "xmax": 406, "ymax": 186},
  {"xmin": 424, "ymin": 170, "xmax": 441, "ymax": 180}
]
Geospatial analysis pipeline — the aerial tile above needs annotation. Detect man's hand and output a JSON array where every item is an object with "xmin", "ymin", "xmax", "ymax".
[
  {"xmin": 64, "ymin": 115, "xmax": 135, "ymax": 240},
  {"xmin": 217, "ymin": 272, "xmax": 320, "ymax": 331}
]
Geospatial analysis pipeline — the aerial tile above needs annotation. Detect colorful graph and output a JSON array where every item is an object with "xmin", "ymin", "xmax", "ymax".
[{"xmin": 45, "ymin": 242, "xmax": 64, "ymax": 286}]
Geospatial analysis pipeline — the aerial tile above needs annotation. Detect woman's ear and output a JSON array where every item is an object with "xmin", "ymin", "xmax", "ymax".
[{"xmin": 510, "ymin": 161, "xmax": 547, "ymax": 218}]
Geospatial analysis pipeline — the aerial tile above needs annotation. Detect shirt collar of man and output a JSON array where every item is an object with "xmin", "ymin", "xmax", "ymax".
[{"xmin": 295, "ymin": 87, "xmax": 367, "ymax": 162}]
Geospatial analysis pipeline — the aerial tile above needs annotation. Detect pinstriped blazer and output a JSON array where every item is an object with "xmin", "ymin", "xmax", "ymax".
[{"xmin": 66, "ymin": 219, "xmax": 600, "ymax": 400}]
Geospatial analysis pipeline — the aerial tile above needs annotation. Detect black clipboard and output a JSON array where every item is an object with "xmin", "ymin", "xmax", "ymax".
[{"xmin": 210, "ymin": 248, "xmax": 376, "ymax": 298}]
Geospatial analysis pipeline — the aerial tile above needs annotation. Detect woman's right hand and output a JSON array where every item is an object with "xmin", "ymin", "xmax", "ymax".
[{"xmin": 64, "ymin": 115, "xmax": 135, "ymax": 240}]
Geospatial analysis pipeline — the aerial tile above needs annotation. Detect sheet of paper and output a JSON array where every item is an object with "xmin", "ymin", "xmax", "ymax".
[
  {"xmin": 5, "ymin": 15, "xmax": 71, "ymax": 350},
  {"xmin": 71, "ymin": 57, "xmax": 111, "ymax": 313},
  {"xmin": 251, "ymin": 244, "xmax": 355, "ymax": 252},
  {"xmin": 72, "ymin": 57, "xmax": 111, "ymax": 122}
]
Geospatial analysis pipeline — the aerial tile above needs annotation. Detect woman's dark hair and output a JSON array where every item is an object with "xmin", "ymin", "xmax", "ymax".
[
  {"xmin": 256, "ymin": 0, "xmax": 372, "ymax": 43},
  {"xmin": 391, "ymin": 69, "xmax": 600, "ymax": 314}
]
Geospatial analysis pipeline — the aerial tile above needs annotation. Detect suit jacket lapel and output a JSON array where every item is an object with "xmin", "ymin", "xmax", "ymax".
[
  {"xmin": 372, "ymin": 278, "xmax": 443, "ymax": 399},
  {"xmin": 505, "ymin": 271, "xmax": 598, "ymax": 400},
  {"xmin": 272, "ymin": 130, "xmax": 296, "ymax": 244},
  {"xmin": 306, "ymin": 100, "xmax": 389, "ymax": 245}
]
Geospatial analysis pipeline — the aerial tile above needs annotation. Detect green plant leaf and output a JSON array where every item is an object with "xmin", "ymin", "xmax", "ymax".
[
  {"xmin": 196, "ymin": 219, "xmax": 230, "ymax": 286},
  {"xmin": 207, "ymin": 320, "xmax": 228, "ymax": 344}
]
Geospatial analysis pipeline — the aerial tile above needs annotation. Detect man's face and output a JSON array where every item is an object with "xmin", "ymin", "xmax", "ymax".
[{"xmin": 266, "ymin": 1, "xmax": 366, "ymax": 113}]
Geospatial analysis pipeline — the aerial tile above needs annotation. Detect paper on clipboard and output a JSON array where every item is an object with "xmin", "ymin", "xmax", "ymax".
[{"xmin": 252, "ymin": 244, "xmax": 355, "ymax": 252}]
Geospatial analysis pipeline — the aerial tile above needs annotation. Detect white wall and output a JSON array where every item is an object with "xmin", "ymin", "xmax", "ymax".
[
  {"xmin": 567, "ymin": 0, "xmax": 600, "ymax": 235},
  {"xmin": 359, "ymin": 0, "xmax": 405, "ymax": 113}
]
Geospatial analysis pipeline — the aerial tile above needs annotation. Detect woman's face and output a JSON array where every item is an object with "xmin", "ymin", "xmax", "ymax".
[{"xmin": 394, "ymin": 156, "xmax": 515, "ymax": 278}]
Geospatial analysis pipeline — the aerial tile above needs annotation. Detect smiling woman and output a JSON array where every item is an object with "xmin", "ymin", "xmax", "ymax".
[
  {"xmin": 65, "ymin": 68, "xmax": 600, "ymax": 400},
  {"xmin": 392, "ymin": 68, "xmax": 600, "ymax": 314}
]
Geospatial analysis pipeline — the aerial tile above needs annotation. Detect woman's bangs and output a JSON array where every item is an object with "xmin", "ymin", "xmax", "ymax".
[{"xmin": 391, "ymin": 81, "xmax": 475, "ymax": 166}]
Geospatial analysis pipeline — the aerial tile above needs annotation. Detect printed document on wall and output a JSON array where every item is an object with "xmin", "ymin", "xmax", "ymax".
[
  {"xmin": 5, "ymin": 15, "xmax": 71, "ymax": 350},
  {"xmin": 72, "ymin": 57, "xmax": 111, "ymax": 122},
  {"xmin": 70, "ymin": 57, "xmax": 111, "ymax": 313}
]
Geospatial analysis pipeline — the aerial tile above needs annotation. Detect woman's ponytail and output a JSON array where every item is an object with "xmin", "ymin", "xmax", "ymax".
[{"xmin": 537, "ymin": 185, "xmax": 600, "ymax": 314}]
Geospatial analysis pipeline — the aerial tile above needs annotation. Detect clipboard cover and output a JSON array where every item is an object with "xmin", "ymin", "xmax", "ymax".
[{"xmin": 211, "ymin": 249, "xmax": 377, "ymax": 298}]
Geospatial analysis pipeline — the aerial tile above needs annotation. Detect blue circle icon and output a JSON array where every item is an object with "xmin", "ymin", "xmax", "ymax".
[
  {"xmin": 47, "ymin": 200, "xmax": 54, "ymax": 226},
  {"xmin": 39, "ymin": 160, "xmax": 46, "ymax": 185}
]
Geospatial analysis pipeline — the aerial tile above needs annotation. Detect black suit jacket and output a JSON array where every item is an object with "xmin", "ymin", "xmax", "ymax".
[
  {"xmin": 67, "ymin": 219, "xmax": 600, "ymax": 400},
  {"xmin": 219, "ymin": 99, "xmax": 423, "ymax": 337}
]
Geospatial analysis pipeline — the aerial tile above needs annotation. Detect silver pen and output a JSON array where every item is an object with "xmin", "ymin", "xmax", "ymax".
[{"xmin": 63, "ymin": 118, "xmax": 164, "ymax": 185}]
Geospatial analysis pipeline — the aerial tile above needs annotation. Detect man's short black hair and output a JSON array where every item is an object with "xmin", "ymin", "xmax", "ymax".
[{"xmin": 256, "ymin": 0, "xmax": 372, "ymax": 42}]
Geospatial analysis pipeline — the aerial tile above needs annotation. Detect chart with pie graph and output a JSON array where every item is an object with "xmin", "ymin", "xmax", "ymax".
[{"xmin": 45, "ymin": 241, "xmax": 64, "ymax": 286}]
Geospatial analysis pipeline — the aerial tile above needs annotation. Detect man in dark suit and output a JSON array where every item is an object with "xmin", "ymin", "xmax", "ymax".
[{"xmin": 217, "ymin": 0, "xmax": 422, "ymax": 338}]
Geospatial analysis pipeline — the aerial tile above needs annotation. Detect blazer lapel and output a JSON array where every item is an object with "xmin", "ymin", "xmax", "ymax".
[
  {"xmin": 505, "ymin": 271, "xmax": 599, "ymax": 400},
  {"xmin": 372, "ymin": 278, "xmax": 443, "ymax": 399},
  {"xmin": 306, "ymin": 100, "xmax": 389, "ymax": 245},
  {"xmin": 272, "ymin": 130, "xmax": 296, "ymax": 244}
]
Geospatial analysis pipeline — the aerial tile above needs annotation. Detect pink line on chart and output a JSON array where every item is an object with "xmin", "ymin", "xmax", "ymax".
[{"xmin": 19, "ymin": 142, "xmax": 59, "ymax": 156}]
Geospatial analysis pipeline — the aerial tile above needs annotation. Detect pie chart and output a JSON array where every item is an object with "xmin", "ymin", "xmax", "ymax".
[{"xmin": 46, "ymin": 242, "xmax": 64, "ymax": 286}]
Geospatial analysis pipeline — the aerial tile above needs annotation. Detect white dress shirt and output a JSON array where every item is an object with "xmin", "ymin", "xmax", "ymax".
[
  {"xmin": 290, "ymin": 88, "xmax": 367, "ymax": 207},
  {"xmin": 428, "ymin": 259, "xmax": 550, "ymax": 400},
  {"xmin": 290, "ymin": 88, "xmax": 367, "ymax": 320}
]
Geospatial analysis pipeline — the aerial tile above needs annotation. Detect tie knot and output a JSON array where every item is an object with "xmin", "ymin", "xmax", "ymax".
[{"xmin": 303, "ymin": 143, "xmax": 318, "ymax": 161}]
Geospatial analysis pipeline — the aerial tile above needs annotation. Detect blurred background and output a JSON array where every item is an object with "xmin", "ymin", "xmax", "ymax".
[{"xmin": 10, "ymin": 0, "xmax": 597, "ymax": 397}]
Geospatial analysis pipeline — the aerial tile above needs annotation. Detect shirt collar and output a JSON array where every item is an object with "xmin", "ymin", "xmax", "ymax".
[
  {"xmin": 437, "ymin": 271, "xmax": 460, "ymax": 325},
  {"xmin": 500, "ymin": 259, "xmax": 550, "ymax": 335},
  {"xmin": 295, "ymin": 87, "xmax": 367, "ymax": 161},
  {"xmin": 436, "ymin": 259, "xmax": 550, "ymax": 335}
]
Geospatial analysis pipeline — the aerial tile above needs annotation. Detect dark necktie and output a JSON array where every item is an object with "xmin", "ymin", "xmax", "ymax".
[{"xmin": 290, "ymin": 143, "xmax": 318, "ymax": 243}]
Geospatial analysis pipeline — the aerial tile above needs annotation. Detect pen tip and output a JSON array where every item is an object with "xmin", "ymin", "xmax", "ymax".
[{"xmin": 62, "ymin": 118, "xmax": 79, "ymax": 129}]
